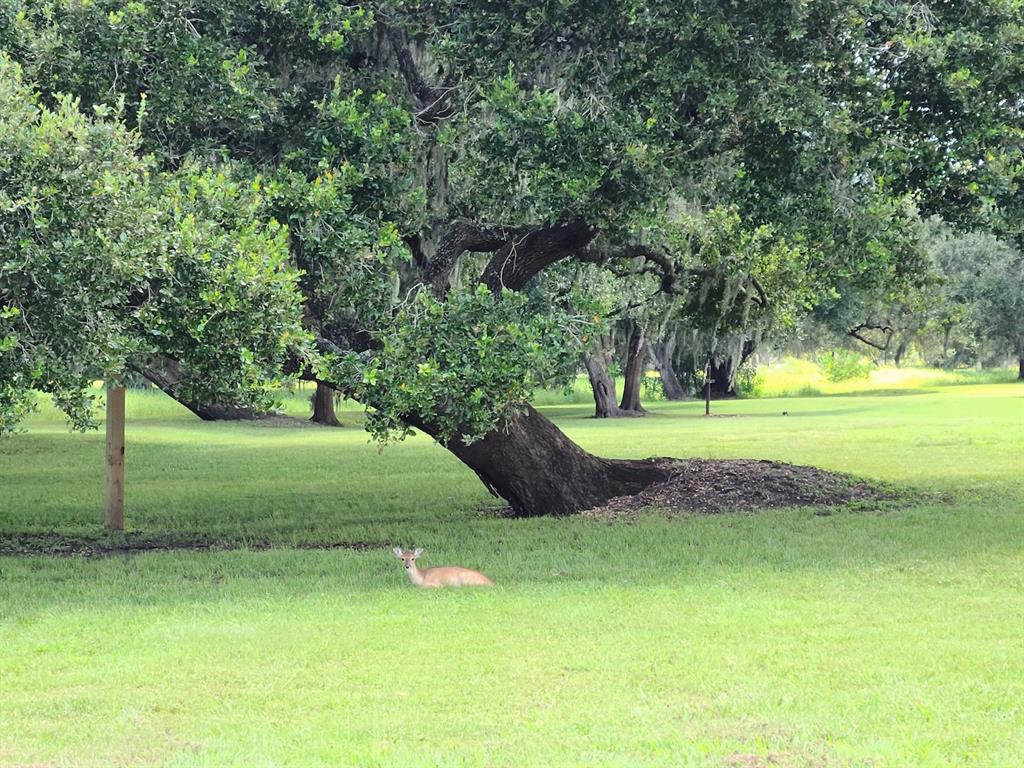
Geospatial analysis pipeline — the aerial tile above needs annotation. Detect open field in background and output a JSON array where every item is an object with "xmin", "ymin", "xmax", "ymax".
[
  {"xmin": 1, "ymin": 380, "xmax": 1022, "ymax": 766},
  {"xmin": 12, "ymin": 359, "xmax": 1018, "ymax": 418},
  {"xmin": 746, "ymin": 358, "xmax": 1019, "ymax": 398},
  {"xmin": 536, "ymin": 359, "xmax": 1019, "ymax": 406}
]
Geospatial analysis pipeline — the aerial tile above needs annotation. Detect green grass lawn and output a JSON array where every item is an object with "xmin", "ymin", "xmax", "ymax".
[{"xmin": 1, "ymin": 383, "xmax": 1022, "ymax": 767}]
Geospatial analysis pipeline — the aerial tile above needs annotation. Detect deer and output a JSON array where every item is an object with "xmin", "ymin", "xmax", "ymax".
[{"xmin": 392, "ymin": 547, "xmax": 494, "ymax": 588}]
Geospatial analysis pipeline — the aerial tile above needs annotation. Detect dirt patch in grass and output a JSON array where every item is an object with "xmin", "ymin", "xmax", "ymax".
[
  {"xmin": 723, "ymin": 755, "xmax": 781, "ymax": 768},
  {"xmin": 250, "ymin": 414, "xmax": 332, "ymax": 428},
  {"xmin": 721, "ymin": 751, "xmax": 838, "ymax": 768},
  {"xmin": 582, "ymin": 458, "xmax": 895, "ymax": 520},
  {"xmin": 0, "ymin": 532, "xmax": 386, "ymax": 558}
]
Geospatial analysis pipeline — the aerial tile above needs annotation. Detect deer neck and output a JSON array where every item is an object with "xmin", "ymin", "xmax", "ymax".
[{"xmin": 407, "ymin": 564, "xmax": 425, "ymax": 586}]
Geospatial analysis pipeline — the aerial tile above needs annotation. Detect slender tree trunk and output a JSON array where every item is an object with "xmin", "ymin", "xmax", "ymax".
[
  {"xmin": 704, "ymin": 355, "xmax": 712, "ymax": 416},
  {"xmin": 139, "ymin": 356, "xmax": 262, "ymax": 420},
  {"xmin": 583, "ymin": 333, "xmax": 643, "ymax": 417},
  {"xmin": 1018, "ymin": 342, "xmax": 1024, "ymax": 380},
  {"xmin": 583, "ymin": 353, "xmax": 627, "ymax": 418},
  {"xmin": 406, "ymin": 406, "xmax": 670, "ymax": 516},
  {"xmin": 950, "ymin": 346, "xmax": 966, "ymax": 369},
  {"xmin": 649, "ymin": 331, "xmax": 686, "ymax": 401},
  {"xmin": 619, "ymin": 322, "xmax": 647, "ymax": 413},
  {"xmin": 894, "ymin": 338, "xmax": 908, "ymax": 368},
  {"xmin": 310, "ymin": 381, "xmax": 342, "ymax": 427}
]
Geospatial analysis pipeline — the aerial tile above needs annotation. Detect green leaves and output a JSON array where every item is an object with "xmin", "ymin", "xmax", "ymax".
[
  {"xmin": 450, "ymin": 70, "xmax": 667, "ymax": 234},
  {"xmin": 0, "ymin": 54, "xmax": 149, "ymax": 432},
  {"xmin": 0, "ymin": 57, "xmax": 308, "ymax": 433},
  {"xmin": 334, "ymin": 284, "xmax": 587, "ymax": 444},
  {"xmin": 133, "ymin": 164, "xmax": 310, "ymax": 414},
  {"xmin": 4, "ymin": 0, "xmax": 1018, "ymax": 446}
]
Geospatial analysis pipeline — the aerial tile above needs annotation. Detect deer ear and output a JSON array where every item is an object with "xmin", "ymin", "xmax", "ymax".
[
  {"xmin": 413, "ymin": 548, "xmax": 423, "ymax": 557},
  {"xmin": 393, "ymin": 547, "xmax": 403, "ymax": 558}
]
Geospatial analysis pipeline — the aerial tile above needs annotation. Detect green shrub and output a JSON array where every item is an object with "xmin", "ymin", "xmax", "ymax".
[
  {"xmin": 734, "ymin": 367, "xmax": 766, "ymax": 397},
  {"xmin": 816, "ymin": 350, "xmax": 874, "ymax": 382},
  {"xmin": 642, "ymin": 371, "xmax": 666, "ymax": 401}
]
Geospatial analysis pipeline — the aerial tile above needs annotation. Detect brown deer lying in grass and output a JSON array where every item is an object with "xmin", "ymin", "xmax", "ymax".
[{"xmin": 393, "ymin": 548, "xmax": 493, "ymax": 588}]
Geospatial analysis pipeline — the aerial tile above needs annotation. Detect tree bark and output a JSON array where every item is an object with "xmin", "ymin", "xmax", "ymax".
[
  {"xmin": 582, "ymin": 333, "xmax": 642, "ymax": 418},
  {"xmin": 422, "ymin": 219, "xmax": 531, "ymax": 296},
  {"xmin": 480, "ymin": 218, "xmax": 595, "ymax": 293},
  {"xmin": 894, "ymin": 338, "xmax": 909, "ymax": 368},
  {"xmin": 708, "ymin": 339, "xmax": 757, "ymax": 399},
  {"xmin": 310, "ymin": 381, "xmax": 342, "ymax": 427},
  {"xmin": 649, "ymin": 331, "xmax": 686, "ymax": 401},
  {"xmin": 583, "ymin": 354, "xmax": 628, "ymax": 418},
  {"xmin": 1018, "ymin": 346, "xmax": 1024, "ymax": 380},
  {"xmin": 619, "ymin": 322, "xmax": 647, "ymax": 413},
  {"xmin": 138, "ymin": 356, "xmax": 262, "ymax": 421},
  {"xmin": 707, "ymin": 358, "xmax": 735, "ymax": 398},
  {"xmin": 406, "ymin": 406, "xmax": 670, "ymax": 516}
]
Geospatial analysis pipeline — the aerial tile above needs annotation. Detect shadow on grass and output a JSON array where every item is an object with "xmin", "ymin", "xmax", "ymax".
[
  {"xmin": 824, "ymin": 388, "xmax": 934, "ymax": 398},
  {"xmin": 0, "ymin": 531, "xmax": 390, "ymax": 558}
]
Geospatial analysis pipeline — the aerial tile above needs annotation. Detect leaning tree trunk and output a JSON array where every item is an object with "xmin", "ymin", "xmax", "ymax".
[
  {"xmin": 582, "ymin": 333, "xmax": 642, "ymax": 417},
  {"xmin": 139, "ymin": 356, "xmax": 262, "ymax": 421},
  {"xmin": 583, "ymin": 353, "xmax": 628, "ymax": 417},
  {"xmin": 310, "ymin": 381, "xmax": 342, "ymax": 427},
  {"xmin": 139, "ymin": 215, "xmax": 680, "ymax": 516},
  {"xmin": 649, "ymin": 331, "xmax": 686, "ymax": 401},
  {"xmin": 619, "ymin": 322, "xmax": 647, "ymax": 413},
  {"xmin": 894, "ymin": 337, "xmax": 909, "ymax": 368},
  {"xmin": 407, "ymin": 405, "xmax": 670, "ymax": 516}
]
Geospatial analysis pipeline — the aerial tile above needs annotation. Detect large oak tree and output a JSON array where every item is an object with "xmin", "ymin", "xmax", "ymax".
[{"xmin": 3, "ymin": 1, "xmax": 1018, "ymax": 514}]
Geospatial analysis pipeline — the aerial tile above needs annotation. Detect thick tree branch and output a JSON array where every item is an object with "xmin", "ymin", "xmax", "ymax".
[
  {"xmin": 583, "ymin": 243, "xmax": 677, "ymax": 294},
  {"xmin": 383, "ymin": 24, "xmax": 454, "ymax": 125},
  {"xmin": 136, "ymin": 356, "xmax": 262, "ymax": 421},
  {"xmin": 584, "ymin": 243, "xmax": 733, "ymax": 298},
  {"xmin": 848, "ymin": 323, "xmax": 893, "ymax": 351},
  {"xmin": 749, "ymin": 276, "xmax": 769, "ymax": 309},
  {"xmin": 480, "ymin": 218, "xmax": 597, "ymax": 293},
  {"xmin": 423, "ymin": 218, "xmax": 532, "ymax": 295}
]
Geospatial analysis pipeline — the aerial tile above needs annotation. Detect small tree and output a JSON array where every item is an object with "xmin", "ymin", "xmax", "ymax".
[
  {"xmin": 0, "ymin": 56, "xmax": 307, "ymax": 434},
  {"xmin": 310, "ymin": 382, "xmax": 342, "ymax": 427}
]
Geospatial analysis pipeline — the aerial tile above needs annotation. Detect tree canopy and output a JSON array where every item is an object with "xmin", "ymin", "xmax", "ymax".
[
  {"xmin": 0, "ymin": 55, "xmax": 307, "ymax": 433},
  {"xmin": 2, "ymin": 1, "xmax": 1020, "ymax": 512}
]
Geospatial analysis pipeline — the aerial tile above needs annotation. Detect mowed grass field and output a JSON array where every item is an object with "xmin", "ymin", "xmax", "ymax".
[{"xmin": 1, "ymin": 380, "xmax": 1022, "ymax": 767}]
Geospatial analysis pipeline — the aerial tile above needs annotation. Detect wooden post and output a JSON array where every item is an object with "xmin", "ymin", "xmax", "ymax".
[
  {"xmin": 105, "ymin": 383, "xmax": 125, "ymax": 531},
  {"xmin": 704, "ymin": 355, "xmax": 712, "ymax": 417}
]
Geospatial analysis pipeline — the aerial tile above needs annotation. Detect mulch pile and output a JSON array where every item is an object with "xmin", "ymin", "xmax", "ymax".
[{"xmin": 582, "ymin": 458, "xmax": 893, "ymax": 520}]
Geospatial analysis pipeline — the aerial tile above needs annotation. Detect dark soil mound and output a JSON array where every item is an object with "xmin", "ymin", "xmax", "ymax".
[
  {"xmin": 582, "ymin": 458, "xmax": 892, "ymax": 520},
  {"xmin": 0, "ymin": 532, "xmax": 386, "ymax": 558}
]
